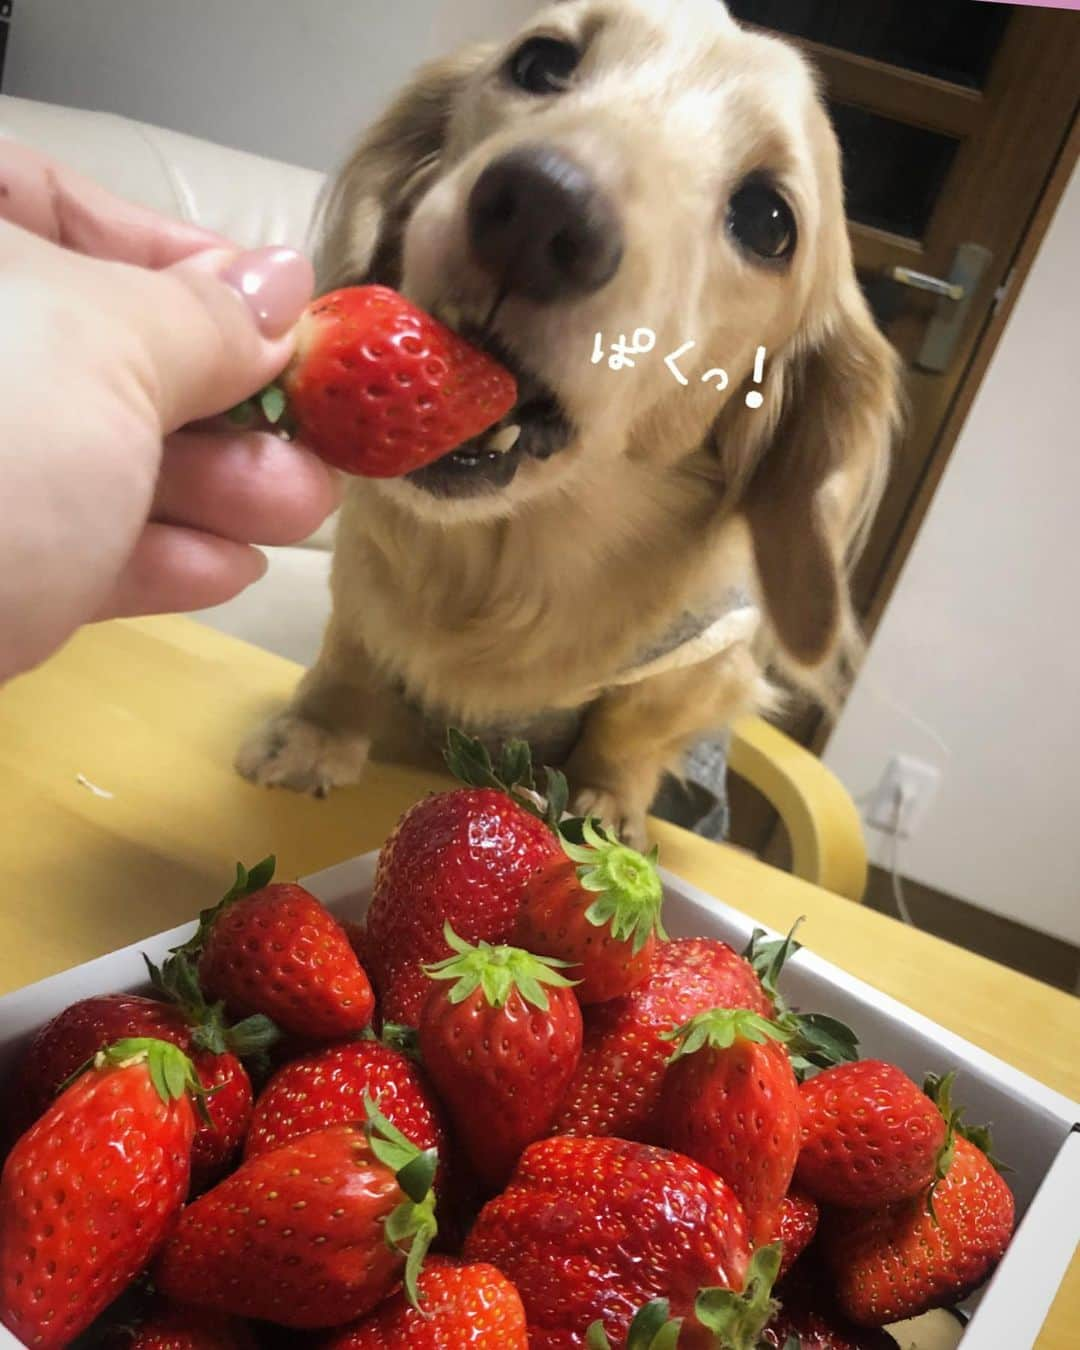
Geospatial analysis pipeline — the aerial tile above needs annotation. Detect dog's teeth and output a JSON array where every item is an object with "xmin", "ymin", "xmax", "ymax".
[{"xmin": 486, "ymin": 424, "xmax": 521, "ymax": 454}]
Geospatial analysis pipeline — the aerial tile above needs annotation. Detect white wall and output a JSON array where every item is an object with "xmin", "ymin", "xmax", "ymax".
[
  {"xmin": 825, "ymin": 162, "xmax": 1080, "ymax": 945},
  {"xmin": 5, "ymin": 0, "xmax": 537, "ymax": 173}
]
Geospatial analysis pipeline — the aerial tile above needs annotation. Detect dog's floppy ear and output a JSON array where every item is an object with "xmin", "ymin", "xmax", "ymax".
[
  {"xmin": 313, "ymin": 44, "xmax": 494, "ymax": 292},
  {"xmin": 715, "ymin": 279, "xmax": 900, "ymax": 670}
]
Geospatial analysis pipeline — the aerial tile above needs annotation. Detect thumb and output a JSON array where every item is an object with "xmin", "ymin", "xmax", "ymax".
[{"xmin": 132, "ymin": 245, "xmax": 315, "ymax": 432}]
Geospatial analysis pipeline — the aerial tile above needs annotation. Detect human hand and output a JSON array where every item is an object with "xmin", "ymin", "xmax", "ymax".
[{"xmin": 0, "ymin": 143, "xmax": 340, "ymax": 681}]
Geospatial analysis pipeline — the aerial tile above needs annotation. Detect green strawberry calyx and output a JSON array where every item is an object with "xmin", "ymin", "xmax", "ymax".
[
  {"xmin": 169, "ymin": 855, "xmax": 278, "ymax": 965},
  {"xmin": 695, "ymin": 1243, "xmax": 783, "ymax": 1349},
  {"xmin": 363, "ymin": 1095, "xmax": 438, "ymax": 1310},
  {"xmin": 743, "ymin": 923, "xmax": 860, "ymax": 1080},
  {"xmin": 424, "ymin": 922, "xmax": 578, "ymax": 1012},
  {"xmin": 227, "ymin": 383, "xmax": 292, "ymax": 434},
  {"xmin": 561, "ymin": 817, "xmax": 667, "ymax": 955},
  {"xmin": 145, "ymin": 856, "xmax": 281, "ymax": 1069},
  {"xmin": 90, "ymin": 1037, "xmax": 206, "ymax": 1112},
  {"xmin": 587, "ymin": 1299, "xmax": 684, "ymax": 1349},
  {"xmin": 662, "ymin": 1008, "xmax": 792, "ymax": 1063},
  {"xmin": 923, "ymin": 1070, "xmax": 1010, "ymax": 1221},
  {"xmin": 363, "ymin": 1021, "xmax": 422, "ymax": 1061},
  {"xmin": 143, "ymin": 949, "xmax": 280, "ymax": 1064},
  {"xmin": 443, "ymin": 728, "xmax": 569, "ymax": 833}
]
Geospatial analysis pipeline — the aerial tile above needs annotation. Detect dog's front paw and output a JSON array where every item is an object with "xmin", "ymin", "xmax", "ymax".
[
  {"xmin": 571, "ymin": 786, "xmax": 649, "ymax": 853},
  {"xmin": 235, "ymin": 713, "xmax": 370, "ymax": 798}
]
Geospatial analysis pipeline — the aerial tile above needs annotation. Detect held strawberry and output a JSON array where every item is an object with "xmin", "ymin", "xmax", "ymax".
[
  {"xmin": 322, "ymin": 1256, "xmax": 529, "ymax": 1349},
  {"xmin": 418, "ymin": 925, "xmax": 582, "ymax": 1191},
  {"xmin": 796, "ymin": 1060, "xmax": 953, "ymax": 1210},
  {"xmin": 154, "ymin": 1099, "xmax": 439, "ymax": 1328},
  {"xmin": 552, "ymin": 936, "xmax": 774, "ymax": 1141},
  {"xmin": 0, "ymin": 1038, "xmax": 201, "ymax": 1350},
  {"xmin": 362, "ymin": 733, "xmax": 563, "ymax": 1025},
  {"xmin": 463, "ymin": 1135, "xmax": 754, "ymax": 1349},
  {"xmin": 822, "ymin": 1134, "xmax": 1015, "ymax": 1327},
  {"xmin": 513, "ymin": 817, "xmax": 667, "ymax": 1003},
  {"xmin": 234, "ymin": 285, "xmax": 517, "ymax": 478},
  {"xmin": 658, "ymin": 1009, "xmax": 801, "ymax": 1247},
  {"xmin": 171, "ymin": 856, "xmax": 375, "ymax": 1040}
]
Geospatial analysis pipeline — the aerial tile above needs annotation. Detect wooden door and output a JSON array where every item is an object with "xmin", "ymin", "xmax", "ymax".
[{"xmin": 722, "ymin": 0, "xmax": 1080, "ymax": 858}]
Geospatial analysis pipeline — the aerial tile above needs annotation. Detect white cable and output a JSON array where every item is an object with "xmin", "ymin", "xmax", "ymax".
[
  {"xmin": 859, "ymin": 673, "xmax": 955, "ymax": 762},
  {"xmin": 887, "ymin": 782, "xmax": 917, "ymax": 928}
]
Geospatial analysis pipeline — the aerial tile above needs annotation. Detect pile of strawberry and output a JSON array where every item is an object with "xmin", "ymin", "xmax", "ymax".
[{"xmin": 0, "ymin": 733, "xmax": 1016, "ymax": 1350}]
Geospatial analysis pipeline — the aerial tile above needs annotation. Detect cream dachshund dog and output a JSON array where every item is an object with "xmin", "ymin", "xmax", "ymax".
[{"xmin": 237, "ymin": 0, "xmax": 901, "ymax": 848}]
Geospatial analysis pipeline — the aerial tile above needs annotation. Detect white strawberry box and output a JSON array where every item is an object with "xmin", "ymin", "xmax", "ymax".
[{"xmin": 0, "ymin": 852, "xmax": 1077, "ymax": 1350}]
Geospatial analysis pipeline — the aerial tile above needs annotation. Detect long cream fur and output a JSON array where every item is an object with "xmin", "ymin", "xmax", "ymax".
[{"xmin": 236, "ymin": 0, "xmax": 901, "ymax": 848}]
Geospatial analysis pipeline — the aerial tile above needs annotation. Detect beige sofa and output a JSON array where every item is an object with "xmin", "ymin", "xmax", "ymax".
[{"xmin": 0, "ymin": 93, "xmax": 339, "ymax": 668}]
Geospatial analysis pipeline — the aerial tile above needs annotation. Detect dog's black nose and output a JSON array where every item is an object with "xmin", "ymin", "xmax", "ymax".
[{"xmin": 467, "ymin": 146, "xmax": 623, "ymax": 303}]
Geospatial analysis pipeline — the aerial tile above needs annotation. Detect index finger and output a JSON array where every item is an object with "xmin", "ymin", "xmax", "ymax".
[{"xmin": 0, "ymin": 140, "xmax": 229, "ymax": 266}]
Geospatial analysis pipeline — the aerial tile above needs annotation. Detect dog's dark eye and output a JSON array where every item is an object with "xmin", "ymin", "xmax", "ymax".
[
  {"xmin": 507, "ymin": 37, "xmax": 580, "ymax": 95},
  {"xmin": 727, "ymin": 181, "xmax": 797, "ymax": 262}
]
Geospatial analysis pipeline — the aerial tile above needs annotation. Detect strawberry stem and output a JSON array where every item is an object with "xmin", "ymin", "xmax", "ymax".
[
  {"xmin": 423, "ymin": 922, "xmax": 578, "ymax": 1012},
  {"xmin": 363, "ymin": 1096, "xmax": 439, "ymax": 1310},
  {"xmin": 661, "ymin": 1008, "xmax": 792, "ymax": 1063},
  {"xmin": 143, "ymin": 951, "xmax": 280, "ymax": 1063},
  {"xmin": 561, "ymin": 817, "xmax": 667, "ymax": 954},
  {"xmin": 587, "ymin": 1300, "xmax": 684, "ymax": 1349},
  {"xmin": 443, "ymin": 729, "xmax": 568, "ymax": 831},
  {"xmin": 96, "ymin": 1037, "xmax": 207, "ymax": 1113},
  {"xmin": 924, "ymin": 1069, "xmax": 1011, "ymax": 1219},
  {"xmin": 743, "ymin": 922, "xmax": 860, "ymax": 1079},
  {"xmin": 226, "ymin": 382, "xmax": 290, "ymax": 430},
  {"xmin": 694, "ymin": 1243, "xmax": 782, "ymax": 1349},
  {"xmin": 169, "ymin": 856, "xmax": 277, "ymax": 966}
]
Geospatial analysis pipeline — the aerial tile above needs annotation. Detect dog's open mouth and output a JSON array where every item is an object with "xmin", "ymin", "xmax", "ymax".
[{"xmin": 407, "ymin": 323, "xmax": 573, "ymax": 499}]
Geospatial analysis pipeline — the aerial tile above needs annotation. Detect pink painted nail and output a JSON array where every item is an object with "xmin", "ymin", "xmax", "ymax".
[{"xmin": 220, "ymin": 246, "xmax": 314, "ymax": 338}]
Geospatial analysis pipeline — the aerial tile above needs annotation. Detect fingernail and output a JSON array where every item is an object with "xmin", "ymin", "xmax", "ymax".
[{"xmin": 220, "ymin": 246, "xmax": 314, "ymax": 338}]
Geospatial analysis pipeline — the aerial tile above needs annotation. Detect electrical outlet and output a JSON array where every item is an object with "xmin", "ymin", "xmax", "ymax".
[{"xmin": 865, "ymin": 754, "xmax": 941, "ymax": 838}]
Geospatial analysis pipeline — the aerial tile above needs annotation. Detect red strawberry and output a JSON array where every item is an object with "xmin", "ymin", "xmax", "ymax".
[
  {"xmin": 244, "ymin": 1038, "xmax": 449, "ymax": 1172},
  {"xmin": 773, "ymin": 1189, "xmax": 820, "ymax": 1278},
  {"xmin": 4, "ymin": 992, "xmax": 191, "ymax": 1142},
  {"xmin": 584, "ymin": 1254, "xmax": 785, "ymax": 1350},
  {"xmin": 762, "ymin": 1302, "xmax": 899, "ymax": 1349},
  {"xmin": 362, "ymin": 735, "xmax": 562, "ymax": 1025},
  {"xmin": 658, "ymin": 1009, "xmax": 801, "ymax": 1246},
  {"xmin": 418, "ymin": 927, "xmax": 582, "ymax": 1191},
  {"xmin": 552, "ymin": 937, "xmax": 772, "ymax": 1141},
  {"xmin": 178, "ymin": 857, "xmax": 375, "ymax": 1040},
  {"xmin": 2, "ymin": 989, "xmax": 264, "ymax": 1193},
  {"xmin": 190, "ymin": 1049, "xmax": 253, "ymax": 1191},
  {"xmin": 323, "ymin": 1256, "xmax": 528, "ymax": 1348},
  {"xmin": 0, "ymin": 1038, "xmax": 200, "ymax": 1350},
  {"xmin": 796, "ymin": 1060, "xmax": 950, "ymax": 1209},
  {"xmin": 464, "ymin": 1135, "xmax": 759, "ymax": 1349},
  {"xmin": 240, "ymin": 285, "xmax": 517, "ymax": 478},
  {"xmin": 513, "ymin": 817, "xmax": 666, "ymax": 1004},
  {"xmin": 822, "ymin": 1134, "xmax": 1015, "ymax": 1326},
  {"xmin": 154, "ymin": 1104, "xmax": 438, "ymax": 1328},
  {"xmin": 104, "ymin": 1303, "xmax": 258, "ymax": 1349}
]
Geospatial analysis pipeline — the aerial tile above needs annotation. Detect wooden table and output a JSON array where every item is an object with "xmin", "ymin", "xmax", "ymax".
[{"xmin": 2, "ymin": 616, "xmax": 1077, "ymax": 1346}]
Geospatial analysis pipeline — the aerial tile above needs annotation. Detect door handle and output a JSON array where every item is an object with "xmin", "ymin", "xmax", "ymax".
[
  {"xmin": 886, "ymin": 243, "xmax": 993, "ymax": 374},
  {"xmin": 888, "ymin": 267, "xmax": 965, "ymax": 302}
]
